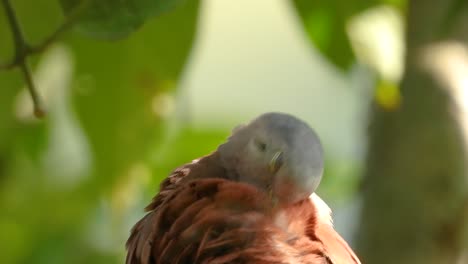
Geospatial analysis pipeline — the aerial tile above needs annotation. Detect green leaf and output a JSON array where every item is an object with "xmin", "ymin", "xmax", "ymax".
[
  {"xmin": 291, "ymin": 0, "xmax": 378, "ymax": 70},
  {"xmin": 59, "ymin": 0, "xmax": 188, "ymax": 40},
  {"xmin": 67, "ymin": 0, "xmax": 200, "ymax": 190}
]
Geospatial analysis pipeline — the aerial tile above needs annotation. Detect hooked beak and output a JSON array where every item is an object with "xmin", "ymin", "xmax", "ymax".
[{"xmin": 269, "ymin": 151, "xmax": 284, "ymax": 174}]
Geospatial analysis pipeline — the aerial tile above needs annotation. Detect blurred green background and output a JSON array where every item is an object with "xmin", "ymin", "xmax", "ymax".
[{"xmin": 1, "ymin": 0, "xmax": 467, "ymax": 263}]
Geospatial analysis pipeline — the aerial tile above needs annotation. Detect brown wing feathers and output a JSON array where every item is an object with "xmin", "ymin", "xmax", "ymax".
[
  {"xmin": 145, "ymin": 153, "xmax": 227, "ymax": 212},
  {"xmin": 127, "ymin": 176, "xmax": 334, "ymax": 264},
  {"xmin": 126, "ymin": 156, "xmax": 360, "ymax": 263},
  {"xmin": 127, "ymin": 178, "xmax": 268, "ymax": 263}
]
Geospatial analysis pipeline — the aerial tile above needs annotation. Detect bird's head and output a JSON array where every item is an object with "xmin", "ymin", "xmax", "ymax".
[{"xmin": 218, "ymin": 112, "xmax": 324, "ymax": 205}]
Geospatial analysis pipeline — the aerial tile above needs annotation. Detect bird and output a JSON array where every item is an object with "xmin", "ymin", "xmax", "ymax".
[{"xmin": 126, "ymin": 112, "xmax": 361, "ymax": 264}]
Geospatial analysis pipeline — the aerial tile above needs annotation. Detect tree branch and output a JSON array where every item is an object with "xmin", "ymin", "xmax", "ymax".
[
  {"xmin": 1, "ymin": 0, "xmax": 45, "ymax": 117},
  {"xmin": 0, "ymin": 0, "xmax": 89, "ymax": 117}
]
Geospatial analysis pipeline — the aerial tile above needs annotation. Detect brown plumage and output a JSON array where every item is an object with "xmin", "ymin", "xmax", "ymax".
[{"xmin": 126, "ymin": 113, "xmax": 361, "ymax": 264}]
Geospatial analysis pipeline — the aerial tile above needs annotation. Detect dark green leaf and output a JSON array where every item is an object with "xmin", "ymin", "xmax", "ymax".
[{"xmin": 59, "ymin": 0, "xmax": 188, "ymax": 40}]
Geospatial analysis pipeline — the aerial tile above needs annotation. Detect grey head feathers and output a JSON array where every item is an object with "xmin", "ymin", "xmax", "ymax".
[{"xmin": 218, "ymin": 112, "xmax": 324, "ymax": 204}]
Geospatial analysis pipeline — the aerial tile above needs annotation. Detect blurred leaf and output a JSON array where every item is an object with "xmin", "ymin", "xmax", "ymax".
[
  {"xmin": 67, "ymin": 0, "xmax": 200, "ymax": 193},
  {"xmin": 59, "ymin": 0, "xmax": 188, "ymax": 39},
  {"xmin": 291, "ymin": 0, "xmax": 379, "ymax": 69}
]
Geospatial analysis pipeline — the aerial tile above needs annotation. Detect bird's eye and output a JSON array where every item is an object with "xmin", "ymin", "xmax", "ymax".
[{"xmin": 255, "ymin": 140, "xmax": 267, "ymax": 152}]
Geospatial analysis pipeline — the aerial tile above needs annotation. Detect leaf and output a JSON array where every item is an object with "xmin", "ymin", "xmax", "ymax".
[
  {"xmin": 291, "ymin": 0, "xmax": 378, "ymax": 70},
  {"xmin": 59, "ymin": 0, "xmax": 188, "ymax": 40},
  {"xmin": 67, "ymin": 0, "xmax": 200, "ymax": 190}
]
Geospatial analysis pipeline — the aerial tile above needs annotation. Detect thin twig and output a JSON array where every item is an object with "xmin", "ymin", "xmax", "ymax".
[
  {"xmin": 27, "ymin": 19, "xmax": 74, "ymax": 55},
  {"xmin": 2, "ymin": 0, "xmax": 27, "ymax": 52},
  {"xmin": 0, "ymin": 0, "xmax": 25, "ymax": 69},
  {"xmin": 20, "ymin": 62, "xmax": 45, "ymax": 117},
  {"xmin": 0, "ymin": 0, "xmax": 89, "ymax": 117},
  {"xmin": 28, "ymin": 0, "xmax": 90, "ymax": 54},
  {"xmin": 1, "ymin": 0, "xmax": 45, "ymax": 117},
  {"xmin": 0, "ymin": 0, "xmax": 88, "ymax": 65}
]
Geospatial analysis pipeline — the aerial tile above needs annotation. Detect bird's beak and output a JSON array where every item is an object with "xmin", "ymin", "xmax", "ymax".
[{"xmin": 269, "ymin": 151, "xmax": 284, "ymax": 173}]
